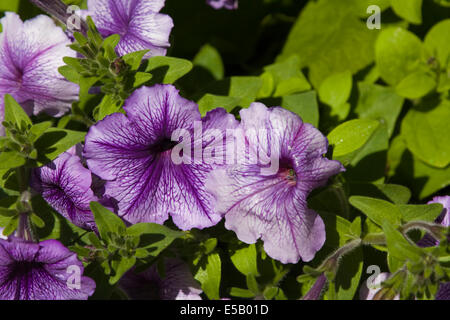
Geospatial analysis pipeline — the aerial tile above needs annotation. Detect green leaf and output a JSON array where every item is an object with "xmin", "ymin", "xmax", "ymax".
[
  {"xmin": 230, "ymin": 244, "xmax": 259, "ymax": 276},
  {"xmin": 0, "ymin": 152, "xmax": 26, "ymax": 170},
  {"xmin": 328, "ymin": 119, "xmax": 380, "ymax": 161},
  {"xmin": 355, "ymin": 83, "xmax": 404, "ymax": 137},
  {"xmin": 246, "ymin": 274, "xmax": 259, "ymax": 294},
  {"xmin": 58, "ymin": 65, "xmax": 81, "ymax": 83},
  {"xmin": 29, "ymin": 122, "xmax": 53, "ymax": 143},
  {"xmin": 375, "ymin": 27, "xmax": 423, "ymax": 86},
  {"xmin": 144, "ymin": 56, "xmax": 193, "ymax": 84},
  {"xmin": 3, "ymin": 95, "xmax": 32, "ymax": 131},
  {"xmin": 126, "ymin": 223, "xmax": 183, "ymax": 257},
  {"xmin": 200, "ymin": 76, "xmax": 263, "ymax": 108},
  {"xmin": 193, "ymin": 44, "xmax": 224, "ymax": 80},
  {"xmin": 133, "ymin": 72, "xmax": 153, "ymax": 88},
  {"xmin": 382, "ymin": 221, "xmax": 423, "ymax": 263},
  {"xmin": 401, "ymin": 99, "xmax": 450, "ymax": 168},
  {"xmin": 349, "ymin": 196, "xmax": 402, "ymax": 227},
  {"xmin": 0, "ymin": 0, "xmax": 19, "ymax": 11},
  {"xmin": 398, "ymin": 203, "xmax": 444, "ymax": 223},
  {"xmin": 424, "ymin": 19, "xmax": 450, "ymax": 67},
  {"xmin": 264, "ymin": 56, "xmax": 311, "ymax": 97},
  {"xmin": 93, "ymin": 95, "xmax": 123, "ymax": 121},
  {"xmin": 349, "ymin": 183, "xmax": 411, "ymax": 205},
  {"xmin": 388, "ymin": 135, "xmax": 450, "ymax": 199},
  {"xmin": 279, "ymin": 0, "xmax": 379, "ymax": 87},
  {"xmin": 197, "ymin": 94, "xmax": 241, "ymax": 116},
  {"xmin": 109, "ymin": 256, "xmax": 136, "ymax": 285},
  {"xmin": 330, "ymin": 246, "xmax": 364, "ymax": 300},
  {"xmin": 122, "ymin": 50, "xmax": 149, "ymax": 71},
  {"xmin": 279, "ymin": 91, "xmax": 319, "ymax": 127},
  {"xmin": 318, "ymin": 70, "xmax": 352, "ymax": 120},
  {"xmin": 90, "ymin": 202, "xmax": 126, "ymax": 242},
  {"xmin": 395, "ymin": 71, "xmax": 436, "ymax": 99},
  {"xmin": 35, "ymin": 128, "xmax": 86, "ymax": 165},
  {"xmin": 194, "ymin": 252, "xmax": 221, "ymax": 300},
  {"xmin": 230, "ymin": 287, "xmax": 255, "ymax": 298},
  {"xmin": 390, "ymin": 0, "xmax": 423, "ymax": 24},
  {"xmin": 3, "ymin": 216, "xmax": 18, "ymax": 236}
]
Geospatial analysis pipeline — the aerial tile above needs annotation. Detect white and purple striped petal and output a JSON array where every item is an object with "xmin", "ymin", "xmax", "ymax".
[
  {"xmin": 206, "ymin": 102, "xmax": 344, "ymax": 264},
  {"xmin": 0, "ymin": 238, "xmax": 95, "ymax": 300},
  {"xmin": 84, "ymin": 84, "xmax": 238, "ymax": 230},
  {"xmin": 207, "ymin": 0, "xmax": 238, "ymax": 10},
  {"xmin": 85, "ymin": 0, "xmax": 173, "ymax": 58},
  {"xmin": 0, "ymin": 12, "xmax": 79, "ymax": 135},
  {"xmin": 31, "ymin": 152, "xmax": 97, "ymax": 231}
]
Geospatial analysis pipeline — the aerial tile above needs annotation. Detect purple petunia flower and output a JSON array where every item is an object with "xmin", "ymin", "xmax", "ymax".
[
  {"xmin": 31, "ymin": 151, "xmax": 97, "ymax": 231},
  {"xmin": 0, "ymin": 238, "xmax": 95, "ymax": 300},
  {"xmin": 119, "ymin": 258, "xmax": 202, "ymax": 300},
  {"xmin": 206, "ymin": 102, "xmax": 344, "ymax": 264},
  {"xmin": 85, "ymin": 0, "xmax": 173, "ymax": 58},
  {"xmin": 84, "ymin": 84, "xmax": 238, "ymax": 230},
  {"xmin": 0, "ymin": 12, "xmax": 79, "ymax": 135},
  {"xmin": 207, "ymin": 0, "xmax": 238, "ymax": 10}
]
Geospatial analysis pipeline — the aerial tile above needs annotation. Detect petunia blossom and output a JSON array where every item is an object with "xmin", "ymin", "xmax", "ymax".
[
  {"xmin": 0, "ymin": 238, "xmax": 95, "ymax": 300},
  {"xmin": 31, "ymin": 152, "xmax": 97, "ymax": 231},
  {"xmin": 119, "ymin": 258, "xmax": 202, "ymax": 300},
  {"xmin": 206, "ymin": 102, "xmax": 344, "ymax": 264},
  {"xmin": 84, "ymin": 84, "xmax": 239, "ymax": 230},
  {"xmin": 207, "ymin": 0, "xmax": 238, "ymax": 10},
  {"xmin": 85, "ymin": 0, "xmax": 173, "ymax": 57},
  {"xmin": 0, "ymin": 12, "xmax": 79, "ymax": 135}
]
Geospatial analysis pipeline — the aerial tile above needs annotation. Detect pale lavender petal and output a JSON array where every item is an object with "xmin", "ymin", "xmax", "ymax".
[
  {"xmin": 119, "ymin": 258, "xmax": 202, "ymax": 300},
  {"xmin": 360, "ymin": 272, "xmax": 399, "ymax": 300},
  {"xmin": 206, "ymin": 102, "xmax": 343, "ymax": 263},
  {"xmin": 86, "ymin": 0, "xmax": 173, "ymax": 57},
  {"xmin": 31, "ymin": 152, "xmax": 97, "ymax": 231},
  {"xmin": 207, "ymin": 0, "xmax": 238, "ymax": 10},
  {"xmin": 418, "ymin": 195, "xmax": 450, "ymax": 247},
  {"xmin": 0, "ymin": 12, "xmax": 78, "ymax": 118}
]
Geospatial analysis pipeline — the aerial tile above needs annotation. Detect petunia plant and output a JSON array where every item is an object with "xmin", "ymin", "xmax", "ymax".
[{"xmin": 0, "ymin": 0, "xmax": 448, "ymax": 301}]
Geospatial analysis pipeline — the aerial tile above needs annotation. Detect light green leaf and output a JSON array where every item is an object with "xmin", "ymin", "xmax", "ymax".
[
  {"xmin": 126, "ymin": 223, "xmax": 183, "ymax": 257},
  {"xmin": 34, "ymin": 128, "xmax": 86, "ymax": 165},
  {"xmin": 279, "ymin": 0, "xmax": 379, "ymax": 87},
  {"xmin": 349, "ymin": 196, "xmax": 402, "ymax": 226},
  {"xmin": 194, "ymin": 252, "xmax": 221, "ymax": 300},
  {"xmin": 395, "ymin": 71, "xmax": 436, "ymax": 99},
  {"xmin": 230, "ymin": 244, "xmax": 258, "ymax": 276},
  {"xmin": 424, "ymin": 19, "xmax": 450, "ymax": 67},
  {"xmin": 318, "ymin": 70, "xmax": 352, "ymax": 112},
  {"xmin": 144, "ymin": 56, "xmax": 193, "ymax": 84},
  {"xmin": 390, "ymin": 0, "xmax": 423, "ymax": 24},
  {"xmin": 0, "ymin": 152, "xmax": 26, "ymax": 170},
  {"xmin": 355, "ymin": 83, "xmax": 404, "ymax": 137},
  {"xmin": 90, "ymin": 202, "xmax": 126, "ymax": 242},
  {"xmin": 375, "ymin": 27, "xmax": 423, "ymax": 85},
  {"xmin": 122, "ymin": 50, "xmax": 149, "ymax": 71},
  {"xmin": 3, "ymin": 95, "xmax": 32, "ymax": 131},
  {"xmin": 0, "ymin": 0, "xmax": 20, "ymax": 11},
  {"xmin": 29, "ymin": 122, "xmax": 53, "ymax": 143},
  {"xmin": 401, "ymin": 99, "xmax": 450, "ymax": 168},
  {"xmin": 398, "ymin": 203, "xmax": 444, "ymax": 223},
  {"xmin": 279, "ymin": 91, "xmax": 319, "ymax": 127},
  {"xmin": 328, "ymin": 119, "xmax": 380, "ymax": 161},
  {"xmin": 230, "ymin": 287, "xmax": 255, "ymax": 298},
  {"xmin": 109, "ymin": 256, "xmax": 136, "ymax": 285},
  {"xmin": 264, "ymin": 56, "xmax": 310, "ymax": 97},
  {"xmin": 193, "ymin": 44, "xmax": 224, "ymax": 80},
  {"xmin": 197, "ymin": 94, "xmax": 241, "ymax": 116},
  {"xmin": 94, "ymin": 95, "xmax": 123, "ymax": 121},
  {"xmin": 382, "ymin": 221, "xmax": 423, "ymax": 263},
  {"xmin": 388, "ymin": 135, "xmax": 450, "ymax": 199}
]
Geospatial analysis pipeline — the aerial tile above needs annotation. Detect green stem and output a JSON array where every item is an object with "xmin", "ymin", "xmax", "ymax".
[{"xmin": 362, "ymin": 232, "xmax": 386, "ymax": 246}]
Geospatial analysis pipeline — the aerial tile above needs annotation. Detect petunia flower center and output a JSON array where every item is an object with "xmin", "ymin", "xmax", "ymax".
[
  {"xmin": 278, "ymin": 159, "xmax": 297, "ymax": 186},
  {"xmin": 149, "ymin": 137, "xmax": 178, "ymax": 154}
]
